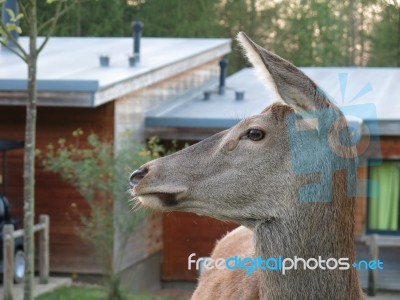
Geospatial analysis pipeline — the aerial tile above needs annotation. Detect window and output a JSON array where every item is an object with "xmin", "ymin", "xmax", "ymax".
[{"xmin": 367, "ymin": 160, "xmax": 400, "ymax": 235}]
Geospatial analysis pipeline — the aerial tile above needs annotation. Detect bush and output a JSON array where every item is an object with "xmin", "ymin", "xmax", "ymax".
[{"xmin": 42, "ymin": 130, "xmax": 172, "ymax": 300}]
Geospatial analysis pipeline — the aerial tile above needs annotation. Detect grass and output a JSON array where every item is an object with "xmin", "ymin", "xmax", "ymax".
[
  {"xmin": 35, "ymin": 286, "xmax": 185, "ymax": 300},
  {"xmin": 35, "ymin": 286, "xmax": 104, "ymax": 300}
]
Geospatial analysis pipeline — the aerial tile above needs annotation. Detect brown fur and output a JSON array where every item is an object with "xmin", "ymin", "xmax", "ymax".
[
  {"xmin": 131, "ymin": 32, "xmax": 363, "ymax": 299},
  {"xmin": 192, "ymin": 226, "xmax": 259, "ymax": 300}
]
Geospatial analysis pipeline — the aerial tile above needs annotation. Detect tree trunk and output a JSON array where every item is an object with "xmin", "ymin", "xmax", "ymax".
[
  {"xmin": 397, "ymin": 4, "xmax": 400, "ymax": 67},
  {"xmin": 349, "ymin": 0, "xmax": 356, "ymax": 65},
  {"xmin": 23, "ymin": 1, "xmax": 38, "ymax": 299},
  {"xmin": 76, "ymin": 0, "xmax": 82, "ymax": 36},
  {"xmin": 359, "ymin": 1, "xmax": 365, "ymax": 66},
  {"xmin": 249, "ymin": 0, "xmax": 256, "ymax": 38}
]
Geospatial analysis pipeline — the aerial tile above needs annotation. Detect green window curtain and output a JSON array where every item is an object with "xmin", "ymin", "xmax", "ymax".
[{"xmin": 368, "ymin": 162, "xmax": 400, "ymax": 231}]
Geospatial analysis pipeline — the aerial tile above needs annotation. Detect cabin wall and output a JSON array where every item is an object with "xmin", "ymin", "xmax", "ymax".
[
  {"xmin": 114, "ymin": 59, "xmax": 220, "ymax": 144},
  {"xmin": 354, "ymin": 135, "xmax": 400, "ymax": 237},
  {"xmin": 0, "ymin": 58, "xmax": 224, "ymax": 277},
  {"xmin": 0, "ymin": 103, "xmax": 114, "ymax": 274}
]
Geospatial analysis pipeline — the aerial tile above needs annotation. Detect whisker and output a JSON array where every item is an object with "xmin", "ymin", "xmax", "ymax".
[{"xmin": 130, "ymin": 199, "xmax": 142, "ymax": 213}]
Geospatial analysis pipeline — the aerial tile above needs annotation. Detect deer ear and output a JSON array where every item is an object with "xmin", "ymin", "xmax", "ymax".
[{"xmin": 236, "ymin": 32, "xmax": 329, "ymax": 112}]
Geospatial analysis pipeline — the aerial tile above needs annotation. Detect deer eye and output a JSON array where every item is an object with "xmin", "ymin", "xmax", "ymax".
[{"xmin": 246, "ymin": 128, "xmax": 265, "ymax": 141}]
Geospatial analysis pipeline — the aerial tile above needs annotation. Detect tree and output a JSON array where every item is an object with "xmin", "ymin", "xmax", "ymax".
[
  {"xmin": 42, "ymin": 132, "xmax": 176, "ymax": 299},
  {"xmin": 0, "ymin": 1, "xmax": 77, "ymax": 299},
  {"xmin": 25, "ymin": 0, "xmax": 129, "ymax": 36},
  {"xmin": 28, "ymin": 0, "xmax": 400, "ymax": 69},
  {"xmin": 368, "ymin": 0, "xmax": 400, "ymax": 66},
  {"xmin": 133, "ymin": 0, "xmax": 272, "ymax": 72}
]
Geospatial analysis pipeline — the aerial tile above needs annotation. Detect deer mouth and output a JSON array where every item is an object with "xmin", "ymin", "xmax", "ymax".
[{"xmin": 135, "ymin": 190, "xmax": 187, "ymax": 210}]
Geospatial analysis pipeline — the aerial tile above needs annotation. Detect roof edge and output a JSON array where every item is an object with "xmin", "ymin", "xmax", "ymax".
[{"xmin": 0, "ymin": 79, "xmax": 99, "ymax": 93}]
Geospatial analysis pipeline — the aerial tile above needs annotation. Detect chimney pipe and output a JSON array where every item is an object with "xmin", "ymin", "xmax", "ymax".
[
  {"xmin": 1, "ymin": 0, "xmax": 19, "ymax": 48},
  {"xmin": 219, "ymin": 58, "xmax": 228, "ymax": 95},
  {"xmin": 132, "ymin": 21, "xmax": 143, "ymax": 63}
]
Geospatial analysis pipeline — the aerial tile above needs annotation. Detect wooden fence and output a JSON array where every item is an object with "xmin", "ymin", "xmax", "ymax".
[{"xmin": 3, "ymin": 214, "xmax": 49, "ymax": 300}]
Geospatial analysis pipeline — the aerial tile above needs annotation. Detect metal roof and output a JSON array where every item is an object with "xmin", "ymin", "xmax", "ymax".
[
  {"xmin": 0, "ymin": 37, "xmax": 231, "ymax": 107},
  {"xmin": 145, "ymin": 67, "xmax": 400, "ymax": 136}
]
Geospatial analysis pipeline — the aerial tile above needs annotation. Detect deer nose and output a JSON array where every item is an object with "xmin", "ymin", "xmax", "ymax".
[{"xmin": 129, "ymin": 167, "xmax": 149, "ymax": 187}]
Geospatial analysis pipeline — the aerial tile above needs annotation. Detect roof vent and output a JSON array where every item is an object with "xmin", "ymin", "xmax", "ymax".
[
  {"xmin": 132, "ymin": 21, "xmax": 143, "ymax": 64},
  {"xmin": 203, "ymin": 90, "xmax": 212, "ymax": 100},
  {"xmin": 128, "ymin": 56, "xmax": 136, "ymax": 67},
  {"xmin": 99, "ymin": 55, "xmax": 109, "ymax": 67},
  {"xmin": 235, "ymin": 91, "xmax": 245, "ymax": 101}
]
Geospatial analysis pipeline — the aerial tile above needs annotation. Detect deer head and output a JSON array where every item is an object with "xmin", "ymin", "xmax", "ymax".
[
  {"xmin": 130, "ymin": 32, "xmax": 362, "ymax": 299},
  {"xmin": 130, "ymin": 32, "xmax": 357, "ymax": 229}
]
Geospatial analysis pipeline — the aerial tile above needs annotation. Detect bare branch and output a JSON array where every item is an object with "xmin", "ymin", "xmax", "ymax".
[
  {"xmin": 16, "ymin": 0, "xmax": 30, "ymax": 27},
  {"xmin": 37, "ymin": 18, "xmax": 53, "ymax": 33},
  {"xmin": 0, "ymin": 21, "xmax": 28, "ymax": 58},
  {"xmin": 37, "ymin": 0, "xmax": 72, "ymax": 54},
  {"xmin": 38, "ymin": 0, "xmax": 82, "ymax": 33},
  {"xmin": 0, "ymin": 40, "xmax": 28, "ymax": 63}
]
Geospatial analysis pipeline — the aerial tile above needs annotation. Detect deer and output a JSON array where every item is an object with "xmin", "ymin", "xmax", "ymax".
[{"xmin": 130, "ymin": 32, "xmax": 363, "ymax": 300}]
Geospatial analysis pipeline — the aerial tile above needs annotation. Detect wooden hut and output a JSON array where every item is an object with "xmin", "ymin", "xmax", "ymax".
[{"xmin": 0, "ymin": 35, "xmax": 231, "ymax": 289}]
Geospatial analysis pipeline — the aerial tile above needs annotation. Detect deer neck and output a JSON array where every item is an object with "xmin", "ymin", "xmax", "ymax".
[{"xmin": 253, "ymin": 207, "xmax": 361, "ymax": 300}]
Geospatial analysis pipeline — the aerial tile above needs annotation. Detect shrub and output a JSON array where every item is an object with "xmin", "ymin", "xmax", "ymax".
[{"xmin": 42, "ymin": 130, "xmax": 171, "ymax": 300}]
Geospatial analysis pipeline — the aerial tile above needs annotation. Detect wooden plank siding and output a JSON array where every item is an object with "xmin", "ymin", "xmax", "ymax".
[
  {"xmin": 0, "ymin": 103, "xmax": 114, "ymax": 274},
  {"xmin": 0, "ymin": 59, "xmax": 224, "ymax": 276},
  {"xmin": 162, "ymin": 212, "xmax": 237, "ymax": 281},
  {"xmin": 115, "ymin": 59, "xmax": 220, "ymax": 144}
]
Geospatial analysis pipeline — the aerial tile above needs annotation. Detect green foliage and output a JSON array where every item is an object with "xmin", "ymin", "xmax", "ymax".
[
  {"xmin": 138, "ymin": 0, "xmax": 398, "ymax": 68},
  {"xmin": 368, "ymin": 0, "xmax": 400, "ymax": 66},
  {"xmin": 27, "ymin": 0, "xmax": 131, "ymax": 37},
  {"xmin": 42, "ymin": 130, "xmax": 173, "ymax": 300},
  {"xmin": 5, "ymin": 8, "xmax": 23, "ymax": 22},
  {"xmin": 134, "ymin": 0, "xmax": 224, "ymax": 37},
  {"xmin": 36, "ymin": 286, "xmax": 106, "ymax": 300},
  {"xmin": 36, "ymin": 285, "xmax": 185, "ymax": 300},
  {"xmin": 132, "ymin": 0, "xmax": 258, "ymax": 72},
  {"xmin": 25, "ymin": 0, "xmax": 399, "ymax": 69},
  {"xmin": 42, "ymin": 130, "xmax": 165, "ymax": 203},
  {"xmin": 4, "ymin": 0, "xmax": 400, "ymax": 68},
  {"xmin": 0, "ymin": 4, "xmax": 23, "ymax": 44}
]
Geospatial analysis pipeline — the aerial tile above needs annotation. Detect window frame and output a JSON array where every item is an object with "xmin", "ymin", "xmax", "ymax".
[{"xmin": 366, "ymin": 158, "xmax": 400, "ymax": 236}]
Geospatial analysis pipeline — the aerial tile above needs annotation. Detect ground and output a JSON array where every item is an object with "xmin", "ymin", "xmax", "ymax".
[
  {"xmin": 35, "ymin": 285, "xmax": 191, "ymax": 300},
  {"xmin": 34, "ymin": 285, "xmax": 400, "ymax": 300}
]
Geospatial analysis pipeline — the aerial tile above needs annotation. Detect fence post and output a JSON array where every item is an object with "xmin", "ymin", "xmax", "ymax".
[
  {"xmin": 3, "ymin": 224, "xmax": 14, "ymax": 300},
  {"xmin": 39, "ymin": 215, "xmax": 49, "ymax": 284}
]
